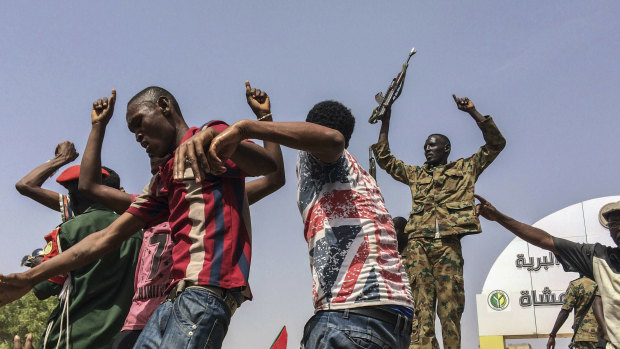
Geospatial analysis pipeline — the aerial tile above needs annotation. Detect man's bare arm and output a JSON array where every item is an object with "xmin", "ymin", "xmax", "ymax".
[
  {"xmin": 245, "ymin": 138, "xmax": 285, "ymax": 204},
  {"xmin": 15, "ymin": 141, "xmax": 79, "ymax": 211},
  {"xmin": 210, "ymin": 120, "xmax": 345, "ymax": 172},
  {"xmin": 0, "ymin": 213, "xmax": 144, "ymax": 307},
  {"xmin": 173, "ymin": 82, "xmax": 280, "ymax": 181},
  {"xmin": 593, "ymin": 295, "xmax": 610, "ymax": 341},
  {"xmin": 244, "ymin": 114, "xmax": 285, "ymax": 205},
  {"xmin": 78, "ymin": 89, "xmax": 132, "ymax": 213},
  {"xmin": 546, "ymin": 309, "xmax": 569, "ymax": 349},
  {"xmin": 475, "ymin": 194, "xmax": 557, "ymax": 253}
]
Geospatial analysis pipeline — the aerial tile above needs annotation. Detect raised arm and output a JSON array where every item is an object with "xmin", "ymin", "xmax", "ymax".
[
  {"xmin": 241, "ymin": 82, "xmax": 285, "ymax": 205},
  {"xmin": 78, "ymin": 89, "xmax": 133, "ymax": 213},
  {"xmin": 370, "ymin": 107, "xmax": 411, "ymax": 185},
  {"xmin": 475, "ymin": 194, "xmax": 557, "ymax": 253},
  {"xmin": 15, "ymin": 141, "xmax": 79, "ymax": 211},
  {"xmin": 377, "ymin": 107, "xmax": 392, "ymax": 144},
  {"xmin": 453, "ymin": 94, "xmax": 506, "ymax": 175},
  {"xmin": 0, "ymin": 212, "xmax": 144, "ymax": 307}
]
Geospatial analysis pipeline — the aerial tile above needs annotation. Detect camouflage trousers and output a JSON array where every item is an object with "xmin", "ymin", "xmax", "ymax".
[
  {"xmin": 403, "ymin": 237, "xmax": 464, "ymax": 349},
  {"xmin": 569, "ymin": 341, "xmax": 597, "ymax": 349}
]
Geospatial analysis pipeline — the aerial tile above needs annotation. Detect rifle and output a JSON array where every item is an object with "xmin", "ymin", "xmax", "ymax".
[{"xmin": 368, "ymin": 48, "xmax": 416, "ymax": 124}]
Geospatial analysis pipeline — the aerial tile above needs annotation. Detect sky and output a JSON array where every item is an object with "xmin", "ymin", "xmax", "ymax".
[{"xmin": 1, "ymin": 2, "xmax": 619, "ymax": 348}]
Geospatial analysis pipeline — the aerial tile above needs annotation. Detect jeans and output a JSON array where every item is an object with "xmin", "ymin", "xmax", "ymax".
[
  {"xmin": 133, "ymin": 287, "xmax": 231, "ymax": 349},
  {"xmin": 301, "ymin": 309, "xmax": 412, "ymax": 349}
]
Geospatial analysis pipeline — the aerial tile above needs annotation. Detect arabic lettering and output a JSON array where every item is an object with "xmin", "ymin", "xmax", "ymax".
[
  {"xmin": 515, "ymin": 252, "xmax": 560, "ymax": 271},
  {"xmin": 518, "ymin": 287, "xmax": 564, "ymax": 307},
  {"xmin": 519, "ymin": 290, "xmax": 531, "ymax": 307}
]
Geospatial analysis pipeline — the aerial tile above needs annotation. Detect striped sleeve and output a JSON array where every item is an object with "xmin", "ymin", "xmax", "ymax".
[{"xmin": 126, "ymin": 177, "xmax": 169, "ymax": 226}]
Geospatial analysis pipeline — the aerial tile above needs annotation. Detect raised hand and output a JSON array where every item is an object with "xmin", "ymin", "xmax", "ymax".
[
  {"xmin": 245, "ymin": 81, "xmax": 271, "ymax": 118},
  {"xmin": 54, "ymin": 141, "xmax": 79, "ymax": 163},
  {"xmin": 91, "ymin": 89, "xmax": 116, "ymax": 126},
  {"xmin": 452, "ymin": 94, "xmax": 475, "ymax": 113},
  {"xmin": 474, "ymin": 194, "xmax": 502, "ymax": 221}
]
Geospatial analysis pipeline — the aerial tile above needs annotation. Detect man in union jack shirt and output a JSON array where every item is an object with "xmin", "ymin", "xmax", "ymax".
[{"xmin": 206, "ymin": 99, "xmax": 414, "ymax": 349}]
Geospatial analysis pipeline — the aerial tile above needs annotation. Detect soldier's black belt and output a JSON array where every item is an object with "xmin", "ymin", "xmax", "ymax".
[{"xmin": 327, "ymin": 306, "xmax": 412, "ymax": 330}]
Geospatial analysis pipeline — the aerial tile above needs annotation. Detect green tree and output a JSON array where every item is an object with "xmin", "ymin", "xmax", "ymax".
[{"xmin": 0, "ymin": 291, "xmax": 56, "ymax": 349}]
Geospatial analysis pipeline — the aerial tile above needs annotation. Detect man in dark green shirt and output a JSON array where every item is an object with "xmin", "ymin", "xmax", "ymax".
[{"xmin": 33, "ymin": 166, "xmax": 141, "ymax": 349}]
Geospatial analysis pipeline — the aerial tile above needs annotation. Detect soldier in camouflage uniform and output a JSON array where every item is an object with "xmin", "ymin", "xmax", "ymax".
[
  {"xmin": 547, "ymin": 276, "xmax": 603, "ymax": 349},
  {"xmin": 371, "ymin": 95, "xmax": 505, "ymax": 348}
]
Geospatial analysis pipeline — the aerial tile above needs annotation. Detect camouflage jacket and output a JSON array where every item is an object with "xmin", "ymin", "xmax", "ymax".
[
  {"xmin": 371, "ymin": 117, "xmax": 505, "ymax": 238},
  {"xmin": 562, "ymin": 277, "xmax": 603, "ymax": 342}
]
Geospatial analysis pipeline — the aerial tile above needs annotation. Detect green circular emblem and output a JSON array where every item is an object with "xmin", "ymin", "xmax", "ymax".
[
  {"xmin": 487, "ymin": 290, "xmax": 509, "ymax": 311},
  {"xmin": 43, "ymin": 241, "xmax": 53, "ymax": 255}
]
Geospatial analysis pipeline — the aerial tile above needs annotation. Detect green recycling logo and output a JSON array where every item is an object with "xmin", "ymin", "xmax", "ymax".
[{"xmin": 487, "ymin": 290, "xmax": 509, "ymax": 311}]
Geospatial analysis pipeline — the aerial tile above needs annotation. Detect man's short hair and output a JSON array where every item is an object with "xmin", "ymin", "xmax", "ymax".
[
  {"xmin": 128, "ymin": 86, "xmax": 182, "ymax": 116},
  {"xmin": 102, "ymin": 166, "xmax": 121, "ymax": 190},
  {"xmin": 392, "ymin": 216, "xmax": 408, "ymax": 255},
  {"xmin": 392, "ymin": 216, "xmax": 407, "ymax": 233},
  {"xmin": 306, "ymin": 100, "xmax": 355, "ymax": 148},
  {"xmin": 428, "ymin": 133, "xmax": 451, "ymax": 148}
]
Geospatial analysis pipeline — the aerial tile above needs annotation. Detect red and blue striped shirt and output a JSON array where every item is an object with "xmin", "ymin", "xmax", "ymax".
[{"xmin": 127, "ymin": 121, "xmax": 253, "ymax": 299}]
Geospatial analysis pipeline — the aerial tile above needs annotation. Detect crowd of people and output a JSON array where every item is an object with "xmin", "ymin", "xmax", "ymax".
[{"xmin": 0, "ymin": 80, "xmax": 618, "ymax": 349}]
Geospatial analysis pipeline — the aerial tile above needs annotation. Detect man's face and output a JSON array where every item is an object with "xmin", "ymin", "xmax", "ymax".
[
  {"xmin": 607, "ymin": 212, "xmax": 620, "ymax": 246},
  {"xmin": 65, "ymin": 181, "xmax": 84, "ymax": 215},
  {"xmin": 424, "ymin": 135, "xmax": 450, "ymax": 166},
  {"xmin": 126, "ymin": 102, "xmax": 176, "ymax": 158}
]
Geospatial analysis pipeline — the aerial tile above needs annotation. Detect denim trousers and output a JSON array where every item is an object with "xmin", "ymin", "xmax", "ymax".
[
  {"xmin": 301, "ymin": 309, "xmax": 412, "ymax": 349},
  {"xmin": 133, "ymin": 287, "xmax": 231, "ymax": 349}
]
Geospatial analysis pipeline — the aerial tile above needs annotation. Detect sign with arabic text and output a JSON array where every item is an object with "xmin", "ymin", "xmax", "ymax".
[{"xmin": 476, "ymin": 196, "xmax": 619, "ymax": 337}]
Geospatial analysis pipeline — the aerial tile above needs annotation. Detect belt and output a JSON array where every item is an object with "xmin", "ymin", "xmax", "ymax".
[
  {"xmin": 165, "ymin": 280, "xmax": 239, "ymax": 317},
  {"xmin": 327, "ymin": 306, "xmax": 412, "ymax": 330}
]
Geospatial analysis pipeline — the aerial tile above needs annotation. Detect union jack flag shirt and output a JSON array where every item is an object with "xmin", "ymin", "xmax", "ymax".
[{"xmin": 297, "ymin": 150, "xmax": 413, "ymax": 311}]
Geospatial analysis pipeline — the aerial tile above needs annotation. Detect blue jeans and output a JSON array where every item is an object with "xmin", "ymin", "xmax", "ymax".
[
  {"xmin": 133, "ymin": 287, "xmax": 231, "ymax": 349},
  {"xmin": 301, "ymin": 309, "xmax": 412, "ymax": 349}
]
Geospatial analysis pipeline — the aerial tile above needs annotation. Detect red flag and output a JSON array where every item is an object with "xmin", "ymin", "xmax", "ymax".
[{"xmin": 270, "ymin": 326, "xmax": 287, "ymax": 349}]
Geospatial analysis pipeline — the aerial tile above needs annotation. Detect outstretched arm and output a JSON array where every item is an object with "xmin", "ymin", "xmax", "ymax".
[
  {"xmin": 475, "ymin": 194, "xmax": 557, "ymax": 253},
  {"xmin": 0, "ymin": 212, "xmax": 144, "ymax": 307},
  {"xmin": 207, "ymin": 119, "xmax": 344, "ymax": 173},
  {"xmin": 173, "ymin": 81, "xmax": 279, "ymax": 182},
  {"xmin": 78, "ymin": 89, "xmax": 133, "ymax": 213},
  {"xmin": 15, "ymin": 141, "xmax": 79, "ymax": 211}
]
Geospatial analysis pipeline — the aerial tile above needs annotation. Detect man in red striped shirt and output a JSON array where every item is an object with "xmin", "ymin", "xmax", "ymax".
[{"xmin": 0, "ymin": 84, "xmax": 278, "ymax": 349}]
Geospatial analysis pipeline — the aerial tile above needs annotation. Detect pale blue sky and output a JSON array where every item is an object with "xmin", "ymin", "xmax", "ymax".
[{"xmin": 1, "ymin": 2, "xmax": 619, "ymax": 348}]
